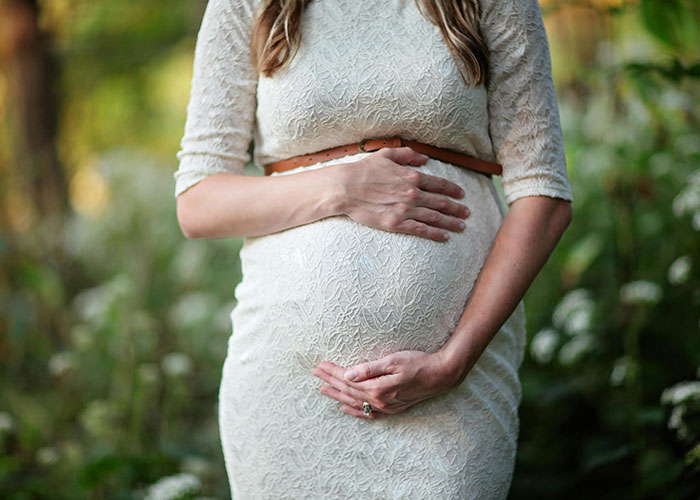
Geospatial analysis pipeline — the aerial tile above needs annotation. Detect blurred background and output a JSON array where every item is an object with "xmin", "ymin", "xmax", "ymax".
[{"xmin": 0, "ymin": 0, "xmax": 698, "ymax": 498}]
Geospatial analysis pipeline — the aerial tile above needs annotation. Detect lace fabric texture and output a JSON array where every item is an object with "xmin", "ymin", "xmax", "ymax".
[
  {"xmin": 174, "ymin": 0, "xmax": 573, "ymax": 498},
  {"xmin": 173, "ymin": 0, "xmax": 573, "ymax": 207}
]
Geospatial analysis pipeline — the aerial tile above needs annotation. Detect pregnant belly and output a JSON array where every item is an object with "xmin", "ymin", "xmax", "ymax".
[{"xmin": 228, "ymin": 159, "xmax": 505, "ymax": 371}]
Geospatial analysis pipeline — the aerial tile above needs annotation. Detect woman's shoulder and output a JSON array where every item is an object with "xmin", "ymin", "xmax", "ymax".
[
  {"xmin": 208, "ymin": 0, "xmax": 260, "ymax": 19},
  {"xmin": 479, "ymin": 0, "xmax": 544, "ymax": 23},
  {"xmin": 478, "ymin": 0, "xmax": 549, "ymax": 49}
]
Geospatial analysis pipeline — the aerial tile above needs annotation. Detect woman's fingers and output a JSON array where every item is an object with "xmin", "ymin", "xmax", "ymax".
[
  {"xmin": 390, "ymin": 219, "xmax": 453, "ymax": 242},
  {"xmin": 419, "ymin": 191, "xmax": 471, "ymax": 219},
  {"xmin": 314, "ymin": 360, "xmax": 421, "ymax": 418},
  {"xmin": 313, "ymin": 366, "xmax": 370, "ymax": 403},
  {"xmin": 377, "ymin": 145, "xmax": 430, "ymax": 167},
  {"xmin": 405, "ymin": 206, "xmax": 467, "ymax": 234},
  {"xmin": 377, "ymin": 147, "xmax": 468, "ymax": 203},
  {"xmin": 340, "ymin": 404, "xmax": 386, "ymax": 420},
  {"xmin": 318, "ymin": 382, "xmax": 389, "ymax": 420},
  {"xmin": 315, "ymin": 371, "xmax": 386, "ymax": 419},
  {"xmin": 319, "ymin": 384, "xmax": 363, "ymax": 409},
  {"xmin": 340, "ymin": 147, "xmax": 473, "ymax": 241},
  {"xmin": 413, "ymin": 169, "xmax": 466, "ymax": 201},
  {"xmin": 389, "ymin": 189, "xmax": 469, "ymax": 240}
]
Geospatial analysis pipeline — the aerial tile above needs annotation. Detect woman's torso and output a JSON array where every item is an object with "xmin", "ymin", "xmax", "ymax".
[
  {"xmin": 228, "ymin": 0, "xmax": 521, "ymax": 371},
  {"xmin": 219, "ymin": 5, "xmax": 526, "ymax": 494},
  {"xmin": 251, "ymin": 0, "xmax": 497, "ymax": 170}
]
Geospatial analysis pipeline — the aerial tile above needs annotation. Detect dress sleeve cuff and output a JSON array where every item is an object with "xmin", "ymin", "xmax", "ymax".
[
  {"xmin": 174, "ymin": 153, "xmax": 246, "ymax": 197},
  {"xmin": 501, "ymin": 176, "xmax": 574, "ymax": 206}
]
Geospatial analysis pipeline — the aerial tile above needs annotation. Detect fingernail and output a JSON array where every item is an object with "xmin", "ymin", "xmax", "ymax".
[
  {"xmin": 420, "ymin": 153, "xmax": 429, "ymax": 160},
  {"xmin": 345, "ymin": 370, "xmax": 357, "ymax": 381},
  {"xmin": 459, "ymin": 221, "xmax": 465, "ymax": 229},
  {"xmin": 443, "ymin": 232, "xmax": 450, "ymax": 240}
]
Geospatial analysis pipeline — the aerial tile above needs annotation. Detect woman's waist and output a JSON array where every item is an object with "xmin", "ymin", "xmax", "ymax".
[
  {"xmin": 266, "ymin": 151, "xmax": 492, "ymax": 184},
  {"xmin": 241, "ymin": 155, "xmax": 503, "ymax": 267}
]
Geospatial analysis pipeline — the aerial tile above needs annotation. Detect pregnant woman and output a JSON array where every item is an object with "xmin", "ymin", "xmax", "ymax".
[{"xmin": 174, "ymin": 0, "xmax": 573, "ymax": 497}]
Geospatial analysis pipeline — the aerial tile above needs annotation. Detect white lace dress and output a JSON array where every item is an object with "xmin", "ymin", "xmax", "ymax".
[{"xmin": 173, "ymin": 0, "xmax": 573, "ymax": 498}]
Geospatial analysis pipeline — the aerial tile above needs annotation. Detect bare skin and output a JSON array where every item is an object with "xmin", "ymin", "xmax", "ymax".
[
  {"xmin": 177, "ymin": 147, "xmax": 471, "ymax": 241},
  {"xmin": 312, "ymin": 194, "xmax": 573, "ymax": 419},
  {"xmin": 176, "ymin": 146, "xmax": 573, "ymax": 420}
]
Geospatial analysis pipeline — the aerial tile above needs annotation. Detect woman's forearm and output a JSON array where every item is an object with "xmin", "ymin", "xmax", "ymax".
[
  {"xmin": 176, "ymin": 148, "xmax": 471, "ymax": 241},
  {"xmin": 311, "ymin": 195, "xmax": 573, "ymax": 417},
  {"xmin": 438, "ymin": 195, "xmax": 573, "ymax": 383},
  {"xmin": 176, "ymin": 167, "xmax": 345, "ymax": 239}
]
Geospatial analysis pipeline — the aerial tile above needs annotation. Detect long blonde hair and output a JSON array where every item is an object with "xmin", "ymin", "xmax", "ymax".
[{"xmin": 250, "ymin": 0, "xmax": 490, "ymax": 87}]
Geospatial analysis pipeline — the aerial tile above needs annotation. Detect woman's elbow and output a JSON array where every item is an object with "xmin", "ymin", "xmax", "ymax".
[
  {"xmin": 556, "ymin": 199, "xmax": 574, "ymax": 234},
  {"xmin": 176, "ymin": 192, "xmax": 204, "ymax": 239}
]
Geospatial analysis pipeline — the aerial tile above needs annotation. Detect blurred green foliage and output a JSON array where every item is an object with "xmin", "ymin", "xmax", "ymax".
[{"xmin": 0, "ymin": 0, "xmax": 698, "ymax": 499}]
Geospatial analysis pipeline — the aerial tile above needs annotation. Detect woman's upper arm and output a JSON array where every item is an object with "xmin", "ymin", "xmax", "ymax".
[
  {"xmin": 480, "ymin": 0, "xmax": 574, "ymax": 207},
  {"xmin": 173, "ymin": 0, "xmax": 258, "ymax": 198}
]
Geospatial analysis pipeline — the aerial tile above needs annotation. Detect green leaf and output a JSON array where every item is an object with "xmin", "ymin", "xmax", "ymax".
[{"xmin": 640, "ymin": 0, "xmax": 700, "ymax": 53}]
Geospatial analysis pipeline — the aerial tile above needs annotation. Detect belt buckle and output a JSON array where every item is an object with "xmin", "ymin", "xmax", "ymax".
[
  {"xmin": 358, "ymin": 138, "xmax": 370, "ymax": 152},
  {"xmin": 358, "ymin": 136, "xmax": 399, "ymax": 153}
]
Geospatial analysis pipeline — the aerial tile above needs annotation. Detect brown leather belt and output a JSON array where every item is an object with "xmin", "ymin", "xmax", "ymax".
[{"xmin": 263, "ymin": 136, "xmax": 502, "ymax": 177}]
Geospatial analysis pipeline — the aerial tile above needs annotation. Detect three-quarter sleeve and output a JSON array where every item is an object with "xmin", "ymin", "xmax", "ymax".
[
  {"xmin": 480, "ymin": 0, "xmax": 573, "ymax": 206},
  {"xmin": 173, "ymin": 0, "xmax": 257, "ymax": 198}
]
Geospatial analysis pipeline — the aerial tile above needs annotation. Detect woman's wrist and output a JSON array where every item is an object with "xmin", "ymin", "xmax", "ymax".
[
  {"xmin": 435, "ymin": 337, "xmax": 480, "ymax": 388},
  {"xmin": 317, "ymin": 163, "xmax": 350, "ymax": 218}
]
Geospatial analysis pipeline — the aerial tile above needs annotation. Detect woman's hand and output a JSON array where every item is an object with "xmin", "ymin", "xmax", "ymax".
[
  {"xmin": 330, "ymin": 147, "xmax": 471, "ymax": 242},
  {"xmin": 312, "ymin": 350, "xmax": 464, "ymax": 419}
]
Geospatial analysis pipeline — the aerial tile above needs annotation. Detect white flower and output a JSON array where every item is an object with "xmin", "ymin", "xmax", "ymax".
[
  {"xmin": 529, "ymin": 328, "xmax": 559, "ymax": 364},
  {"xmin": 558, "ymin": 334, "xmax": 595, "ymax": 366},
  {"xmin": 672, "ymin": 170, "xmax": 700, "ymax": 218},
  {"xmin": 48, "ymin": 351, "xmax": 77, "ymax": 377},
  {"xmin": 36, "ymin": 446, "xmax": 60, "ymax": 465},
  {"xmin": 668, "ymin": 404, "xmax": 685, "ymax": 430},
  {"xmin": 0, "ymin": 412, "xmax": 15, "ymax": 433},
  {"xmin": 610, "ymin": 357, "xmax": 629, "ymax": 387},
  {"xmin": 667, "ymin": 255, "xmax": 692, "ymax": 285},
  {"xmin": 161, "ymin": 352, "xmax": 193, "ymax": 378},
  {"xmin": 693, "ymin": 211, "xmax": 700, "ymax": 232},
  {"xmin": 564, "ymin": 308, "xmax": 593, "ymax": 336},
  {"xmin": 672, "ymin": 189, "xmax": 700, "ymax": 217},
  {"xmin": 144, "ymin": 472, "xmax": 201, "ymax": 500},
  {"xmin": 667, "ymin": 404, "xmax": 690, "ymax": 441},
  {"xmin": 660, "ymin": 381, "xmax": 700, "ymax": 406},
  {"xmin": 552, "ymin": 289, "xmax": 595, "ymax": 335},
  {"xmin": 619, "ymin": 280, "xmax": 663, "ymax": 306}
]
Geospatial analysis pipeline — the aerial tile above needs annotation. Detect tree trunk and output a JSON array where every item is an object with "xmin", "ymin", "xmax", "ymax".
[{"xmin": 0, "ymin": 0, "xmax": 68, "ymax": 229}]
